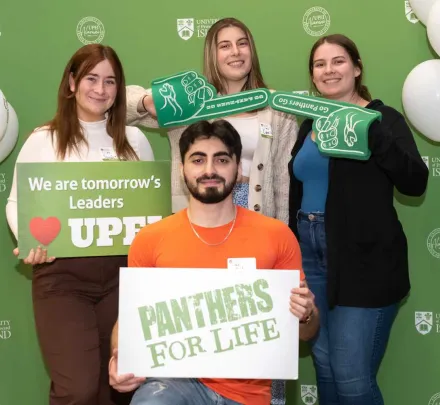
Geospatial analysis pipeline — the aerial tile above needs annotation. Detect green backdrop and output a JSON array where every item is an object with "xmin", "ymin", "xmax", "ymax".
[{"xmin": 1, "ymin": 0, "xmax": 439, "ymax": 404}]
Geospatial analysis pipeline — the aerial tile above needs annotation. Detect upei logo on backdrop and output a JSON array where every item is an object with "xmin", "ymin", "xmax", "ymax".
[
  {"xmin": 422, "ymin": 156, "xmax": 440, "ymax": 177},
  {"xmin": 427, "ymin": 228, "xmax": 440, "ymax": 259},
  {"xmin": 415, "ymin": 311, "xmax": 440, "ymax": 334},
  {"xmin": 303, "ymin": 7, "xmax": 331, "ymax": 37},
  {"xmin": 415, "ymin": 312, "xmax": 433, "ymax": 334},
  {"xmin": 422, "ymin": 156, "xmax": 430, "ymax": 168},
  {"xmin": 429, "ymin": 392, "xmax": 440, "ymax": 405},
  {"xmin": 76, "ymin": 17, "xmax": 105, "ymax": 45},
  {"xmin": 0, "ymin": 173, "xmax": 6, "ymax": 193},
  {"xmin": 0, "ymin": 320, "xmax": 11, "ymax": 339},
  {"xmin": 177, "ymin": 18, "xmax": 219, "ymax": 40},
  {"xmin": 177, "ymin": 19, "xmax": 194, "ymax": 40},
  {"xmin": 405, "ymin": 1, "xmax": 419, "ymax": 24},
  {"xmin": 301, "ymin": 385, "xmax": 318, "ymax": 404}
]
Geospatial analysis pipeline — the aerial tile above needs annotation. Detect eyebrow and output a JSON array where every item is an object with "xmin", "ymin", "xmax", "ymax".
[
  {"xmin": 86, "ymin": 73, "xmax": 116, "ymax": 79},
  {"xmin": 188, "ymin": 151, "xmax": 232, "ymax": 158},
  {"xmin": 313, "ymin": 55, "xmax": 346, "ymax": 63},
  {"xmin": 217, "ymin": 37, "xmax": 248, "ymax": 45},
  {"xmin": 214, "ymin": 151, "xmax": 232, "ymax": 158}
]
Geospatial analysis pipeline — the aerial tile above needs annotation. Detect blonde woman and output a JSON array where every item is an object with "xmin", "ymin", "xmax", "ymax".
[{"xmin": 125, "ymin": 18, "xmax": 298, "ymax": 224}]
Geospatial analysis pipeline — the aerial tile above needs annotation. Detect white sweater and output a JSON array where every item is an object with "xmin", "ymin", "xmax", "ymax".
[{"xmin": 6, "ymin": 119, "xmax": 154, "ymax": 239}]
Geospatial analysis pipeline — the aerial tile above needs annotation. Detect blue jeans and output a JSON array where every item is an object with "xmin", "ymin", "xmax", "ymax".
[
  {"xmin": 297, "ymin": 211, "xmax": 398, "ymax": 405},
  {"xmin": 232, "ymin": 183, "xmax": 249, "ymax": 208},
  {"xmin": 130, "ymin": 378, "xmax": 243, "ymax": 405}
]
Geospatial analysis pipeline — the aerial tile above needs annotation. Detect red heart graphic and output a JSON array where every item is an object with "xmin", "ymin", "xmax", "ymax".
[{"xmin": 29, "ymin": 217, "xmax": 61, "ymax": 246}]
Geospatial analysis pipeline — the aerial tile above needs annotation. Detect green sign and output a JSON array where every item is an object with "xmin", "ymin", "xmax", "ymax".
[
  {"xmin": 269, "ymin": 92, "xmax": 382, "ymax": 160},
  {"xmin": 17, "ymin": 161, "xmax": 171, "ymax": 258},
  {"xmin": 151, "ymin": 71, "xmax": 270, "ymax": 127}
]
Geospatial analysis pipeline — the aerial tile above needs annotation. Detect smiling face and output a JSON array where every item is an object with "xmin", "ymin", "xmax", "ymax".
[
  {"xmin": 69, "ymin": 59, "xmax": 117, "ymax": 122},
  {"xmin": 216, "ymin": 26, "xmax": 252, "ymax": 89},
  {"xmin": 181, "ymin": 136, "xmax": 240, "ymax": 204},
  {"xmin": 311, "ymin": 42, "xmax": 361, "ymax": 102}
]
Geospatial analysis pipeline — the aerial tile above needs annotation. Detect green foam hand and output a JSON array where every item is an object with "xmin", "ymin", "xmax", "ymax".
[
  {"xmin": 151, "ymin": 71, "xmax": 270, "ymax": 128},
  {"xmin": 269, "ymin": 92, "xmax": 382, "ymax": 160}
]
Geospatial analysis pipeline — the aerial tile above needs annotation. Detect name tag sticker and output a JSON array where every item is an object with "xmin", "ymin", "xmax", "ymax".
[{"xmin": 227, "ymin": 257, "xmax": 257, "ymax": 270}]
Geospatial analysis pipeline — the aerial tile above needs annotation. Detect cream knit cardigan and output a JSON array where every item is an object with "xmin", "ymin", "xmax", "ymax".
[{"xmin": 126, "ymin": 85, "xmax": 298, "ymax": 224}]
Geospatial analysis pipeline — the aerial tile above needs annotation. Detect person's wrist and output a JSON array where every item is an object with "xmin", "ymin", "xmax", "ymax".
[
  {"xmin": 108, "ymin": 355, "xmax": 115, "ymax": 369},
  {"xmin": 142, "ymin": 89, "xmax": 153, "ymax": 112}
]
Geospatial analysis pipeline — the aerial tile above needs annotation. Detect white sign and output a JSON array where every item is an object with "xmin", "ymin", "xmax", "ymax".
[{"xmin": 118, "ymin": 267, "xmax": 300, "ymax": 379}]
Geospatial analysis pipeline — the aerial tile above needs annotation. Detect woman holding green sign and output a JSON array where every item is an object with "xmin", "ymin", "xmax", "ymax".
[
  {"xmin": 6, "ymin": 44, "xmax": 154, "ymax": 405},
  {"xmin": 288, "ymin": 34, "xmax": 428, "ymax": 405},
  {"xmin": 125, "ymin": 17, "xmax": 298, "ymax": 224}
]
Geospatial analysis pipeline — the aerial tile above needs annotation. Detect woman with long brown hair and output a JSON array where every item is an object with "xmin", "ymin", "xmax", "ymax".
[
  {"xmin": 6, "ymin": 44, "xmax": 154, "ymax": 405},
  {"xmin": 125, "ymin": 17, "xmax": 298, "ymax": 225},
  {"xmin": 288, "ymin": 34, "xmax": 428, "ymax": 404}
]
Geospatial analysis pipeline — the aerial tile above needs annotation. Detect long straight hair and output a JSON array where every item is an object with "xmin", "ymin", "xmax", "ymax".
[
  {"xmin": 46, "ymin": 44, "xmax": 138, "ymax": 160},
  {"xmin": 309, "ymin": 34, "xmax": 372, "ymax": 101},
  {"xmin": 203, "ymin": 18, "xmax": 267, "ymax": 94}
]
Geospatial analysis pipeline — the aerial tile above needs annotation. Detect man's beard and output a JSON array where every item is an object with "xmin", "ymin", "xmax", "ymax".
[{"xmin": 184, "ymin": 172, "xmax": 237, "ymax": 204}]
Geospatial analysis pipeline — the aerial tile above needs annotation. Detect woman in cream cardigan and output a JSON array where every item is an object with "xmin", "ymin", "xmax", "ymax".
[{"xmin": 126, "ymin": 17, "xmax": 298, "ymax": 223}]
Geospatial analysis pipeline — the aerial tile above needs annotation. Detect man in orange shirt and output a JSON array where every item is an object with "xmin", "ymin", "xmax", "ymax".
[{"xmin": 109, "ymin": 120, "xmax": 318, "ymax": 405}]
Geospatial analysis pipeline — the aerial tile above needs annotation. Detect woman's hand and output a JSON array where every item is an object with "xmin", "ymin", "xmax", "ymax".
[{"xmin": 13, "ymin": 246, "xmax": 56, "ymax": 265}]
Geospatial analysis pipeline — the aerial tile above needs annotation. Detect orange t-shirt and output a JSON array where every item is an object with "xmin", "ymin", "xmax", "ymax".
[{"xmin": 128, "ymin": 207, "xmax": 304, "ymax": 405}]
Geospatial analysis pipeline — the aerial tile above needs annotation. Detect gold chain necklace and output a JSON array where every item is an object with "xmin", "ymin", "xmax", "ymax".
[{"xmin": 187, "ymin": 207, "xmax": 237, "ymax": 246}]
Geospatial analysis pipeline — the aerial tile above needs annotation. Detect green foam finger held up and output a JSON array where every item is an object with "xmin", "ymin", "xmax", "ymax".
[
  {"xmin": 270, "ymin": 92, "xmax": 382, "ymax": 160},
  {"xmin": 152, "ymin": 71, "xmax": 270, "ymax": 128}
]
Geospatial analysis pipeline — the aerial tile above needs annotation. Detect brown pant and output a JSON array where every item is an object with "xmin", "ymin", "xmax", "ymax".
[{"xmin": 32, "ymin": 256, "xmax": 133, "ymax": 405}]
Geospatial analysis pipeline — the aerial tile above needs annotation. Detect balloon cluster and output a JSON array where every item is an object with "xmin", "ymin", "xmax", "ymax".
[
  {"xmin": 0, "ymin": 90, "xmax": 19, "ymax": 163},
  {"xmin": 402, "ymin": 0, "xmax": 440, "ymax": 142}
]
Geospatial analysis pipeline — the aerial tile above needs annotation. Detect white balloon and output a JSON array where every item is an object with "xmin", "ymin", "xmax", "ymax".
[
  {"xmin": 410, "ymin": 0, "xmax": 438, "ymax": 25},
  {"xmin": 428, "ymin": 1, "xmax": 440, "ymax": 55},
  {"xmin": 402, "ymin": 59, "xmax": 440, "ymax": 142},
  {"xmin": 0, "ymin": 90, "xmax": 8, "ymax": 142},
  {"xmin": 0, "ymin": 103, "xmax": 19, "ymax": 163}
]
